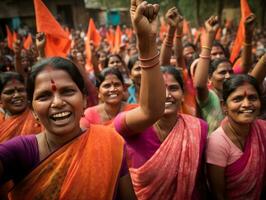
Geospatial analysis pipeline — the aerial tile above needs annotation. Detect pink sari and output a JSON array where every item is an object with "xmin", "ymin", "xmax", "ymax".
[
  {"xmin": 225, "ymin": 119, "xmax": 266, "ymax": 199},
  {"xmin": 129, "ymin": 114, "xmax": 202, "ymax": 200}
]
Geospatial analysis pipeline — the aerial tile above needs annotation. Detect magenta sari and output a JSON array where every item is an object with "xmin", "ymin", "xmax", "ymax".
[{"xmin": 225, "ymin": 119, "xmax": 266, "ymax": 199}]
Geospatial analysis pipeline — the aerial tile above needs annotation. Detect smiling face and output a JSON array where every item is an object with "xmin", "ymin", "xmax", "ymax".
[
  {"xmin": 211, "ymin": 46, "xmax": 225, "ymax": 60},
  {"xmin": 130, "ymin": 61, "xmax": 142, "ymax": 86},
  {"xmin": 98, "ymin": 74, "xmax": 124, "ymax": 105},
  {"xmin": 223, "ymin": 83, "xmax": 261, "ymax": 124},
  {"xmin": 1, "ymin": 80, "xmax": 27, "ymax": 115},
  {"xmin": 108, "ymin": 56, "xmax": 122, "ymax": 69},
  {"xmin": 210, "ymin": 61, "xmax": 233, "ymax": 91},
  {"xmin": 32, "ymin": 68, "xmax": 86, "ymax": 136},
  {"xmin": 163, "ymin": 73, "xmax": 184, "ymax": 116}
]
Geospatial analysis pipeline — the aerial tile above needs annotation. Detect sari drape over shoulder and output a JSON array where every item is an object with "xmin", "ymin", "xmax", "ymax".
[
  {"xmin": 0, "ymin": 109, "xmax": 41, "ymax": 143},
  {"xmin": 129, "ymin": 114, "xmax": 202, "ymax": 200},
  {"xmin": 225, "ymin": 119, "xmax": 266, "ymax": 199},
  {"xmin": 8, "ymin": 125, "xmax": 125, "ymax": 200}
]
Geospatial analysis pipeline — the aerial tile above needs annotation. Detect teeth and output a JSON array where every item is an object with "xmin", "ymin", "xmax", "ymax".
[
  {"xmin": 109, "ymin": 94, "xmax": 118, "ymax": 98},
  {"xmin": 12, "ymin": 99, "xmax": 23, "ymax": 104},
  {"xmin": 165, "ymin": 102, "xmax": 173, "ymax": 105},
  {"xmin": 241, "ymin": 110, "xmax": 253, "ymax": 113},
  {"xmin": 52, "ymin": 112, "xmax": 71, "ymax": 118}
]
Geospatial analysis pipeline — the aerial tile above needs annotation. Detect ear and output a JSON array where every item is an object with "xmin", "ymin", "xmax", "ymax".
[
  {"xmin": 31, "ymin": 110, "xmax": 39, "ymax": 121},
  {"xmin": 83, "ymin": 95, "xmax": 87, "ymax": 110},
  {"xmin": 221, "ymin": 100, "xmax": 227, "ymax": 114}
]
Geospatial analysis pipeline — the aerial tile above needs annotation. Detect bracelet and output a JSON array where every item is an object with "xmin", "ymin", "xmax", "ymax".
[
  {"xmin": 139, "ymin": 52, "xmax": 160, "ymax": 69},
  {"xmin": 201, "ymin": 45, "xmax": 211, "ymax": 51},
  {"xmin": 139, "ymin": 51, "xmax": 160, "ymax": 62},
  {"xmin": 199, "ymin": 54, "xmax": 211, "ymax": 59},
  {"xmin": 243, "ymin": 42, "xmax": 252, "ymax": 46},
  {"xmin": 175, "ymin": 34, "xmax": 183, "ymax": 38}
]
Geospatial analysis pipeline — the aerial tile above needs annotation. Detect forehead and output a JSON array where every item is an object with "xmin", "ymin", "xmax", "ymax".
[
  {"xmin": 183, "ymin": 46, "xmax": 195, "ymax": 53},
  {"xmin": 4, "ymin": 79, "xmax": 24, "ymax": 89},
  {"xmin": 163, "ymin": 73, "xmax": 179, "ymax": 85},
  {"xmin": 229, "ymin": 83, "xmax": 258, "ymax": 97},
  {"xmin": 211, "ymin": 46, "xmax": 224, "ymax": 54},
  {"xmin": 34, "ymin": 69, "xmax": 75, "ymax": 90},
  {"xmin": 103, "ymin": 74, "xmax": 121, "ymax": 82},
  {"xmin": 216, "ymin": 62, "xmax": 232, "ymax": 71},
  {"xmin": 109, "ymin": 56, "xmax": 120, "ymax": 62}
]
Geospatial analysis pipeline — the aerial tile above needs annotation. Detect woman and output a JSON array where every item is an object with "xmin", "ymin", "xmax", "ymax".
[
  {"xmin": 0, "ymin": 72, "xmax": 41, "ymax": 142},
  {"xmin": 0, "ymin": 57, "xmax": 136, "ymax": 199},
  {"xmin": 80, "ymin": 67, "xmax": 136, "ymax": 126},
  {"xmin": 127, "ymin": 54, "xmax": 141, "ymax": 104},
  {"xmin": 206, "ymin": 74, "xmax": 266, "ymax": 199},
  {"xmin": 194, "ymin": 15, "xmax": 256, "ymax": 134},
  {"xmin": 114, "ymin": 65, "xmax": 208, "ymax": 199}
]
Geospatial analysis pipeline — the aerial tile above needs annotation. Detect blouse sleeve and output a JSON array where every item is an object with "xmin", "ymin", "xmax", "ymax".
[{"xmin": 206, "ymin": 129, "xmax": 230, "ymax": 168}]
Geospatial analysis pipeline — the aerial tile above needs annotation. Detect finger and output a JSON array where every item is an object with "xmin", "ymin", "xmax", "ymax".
[
  {"xmin": 147, "ymin": 4, "xmax": 154, "ymax": 20},
  {"xmin": 134, "ymin": 1, "xmax": 147, "ymax": 23},
  {"xmin": 153, "ymin": 4, "xmax": 160, "ymax": 18}
]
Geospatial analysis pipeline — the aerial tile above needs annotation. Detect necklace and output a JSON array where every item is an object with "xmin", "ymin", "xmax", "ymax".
[
  {"xmin": 227, "ymin": 122, "xmax": 244, "ymax": 150},
  {"xmin": 154, "ymin": 122, "xmax": 167, "ymax": 142},
  {"xmin": 103, "ymin": 103, "xmax": 122, "ymax": 121}
]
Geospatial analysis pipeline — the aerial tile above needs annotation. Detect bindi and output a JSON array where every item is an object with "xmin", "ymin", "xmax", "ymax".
[
  {"xmin": 50, "ymin": 79, "xmax": 57, "ymax": 92},
  {"xmin": 45, "ymin": 66, "xmax": 57, "ymax": 92}
]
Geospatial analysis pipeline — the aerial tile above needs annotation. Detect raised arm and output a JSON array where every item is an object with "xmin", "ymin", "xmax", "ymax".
[
  {"xmin": 194, "ymin": 16, "xmax": 219, "ymax": 102},
  {"xmin": 125, "ymin": 0, "xmax": 165, "ymax": 132},
  {"xmin": 13, "ymin": 39, "xmax": 26, "ymax": 77},
  {"xmin": 160, "ymin": 7, "xmax": 178, "ymax": 66},
  {"xmin": 174, "ymin": 12, "xmax": 185, "ymax": 68},
  {"xmin": 240, "ymin": 14, "xmax": 256, "ymax": 73},
  {"xmin": 36, "ymin": 32, "xmax": 46, "ymax": 60},
  {"xmin": 249, "ymin": 54, "xmax": 266, "ymax": 85}
]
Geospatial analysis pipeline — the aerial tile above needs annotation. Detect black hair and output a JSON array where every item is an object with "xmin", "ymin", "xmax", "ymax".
[
  {"xmin": 0, "ymin": 72, "xmax": 25, "ymax": 94},
  {"xmin": 27, "ymin": 57, "xmax": 86, "ymax": 103},
  {"xmin": 96, "ymin": 67, "xmax": 124, "ymax": 88},
  {"xmin": 127, "ymin": 54, "xmax": 139, "ymax": 72},
  {"xmin": 160, "ymin": 66, "xmax": 184, "ymax": 91},
  {"xmin": 223, "ymin": 74, "xmax": 261, "ymax": 102},
  {"xmin": 209, "ymin": 58, "xmax": 232, "ymax": 77}
]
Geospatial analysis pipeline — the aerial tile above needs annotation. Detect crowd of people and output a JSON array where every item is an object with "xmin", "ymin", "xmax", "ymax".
[{"xmin": 0, "ymin": 0, "xmax": 266, "ymax": 199}]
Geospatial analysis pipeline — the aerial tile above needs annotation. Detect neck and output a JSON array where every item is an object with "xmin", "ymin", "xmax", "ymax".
[
  {"xmin": 227, "ymin": 117, "xmax": 250, "ymax": 138},
  {"xmin": 103, "ymin": 102, "xmax": 123, "ymax": 119},
  {"xmin": 45, "ymin": 127, "xmax": 82, "ymax": 152},
  {"xmin": 156, "ymin": 113, "xmax": 178, "ymax": 134}
]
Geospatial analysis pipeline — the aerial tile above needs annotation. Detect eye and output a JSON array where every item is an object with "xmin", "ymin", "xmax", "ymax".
[
  {"xmin": 168, "ymin": 85, "xmax": 180, "ymax": 92},
  {"xmin": 219, "ymin": 70, "xmax": 227, "ymax": 75},
  {"xmin": 232, "ymin": 96, "xmax": 243, "ymax": 102},
  {"xmin": 248, "ymin": 95, "xmax": 258, "ymax": 101},
  {"xmin": 101, "ymin": 83, "xmax": 111, "ymax": 89},
  {"xmin": 114, "ymin": 82, "xmax": 122, "ymax": 87},
  {"xmin": 3, "ymin": 89, "xmax": 15, "ymax": 95},
  {"xmin": 62, "ymin": 88, "xmax": 76, "ymax": 96},
  {"xmin": 35, "ymin": 92, "xmax": 52, "ymax": 101}
]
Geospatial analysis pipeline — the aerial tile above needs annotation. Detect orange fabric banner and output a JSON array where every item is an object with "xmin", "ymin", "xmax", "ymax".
[
  {"xmin": 9, "ymin": 125, "xmax": 124, "ymax": 200},
  {"xmin": 215, "ymin": 28, "xmax": 222, "ymax": 41},
  {"xmin": 34, "ymin": 0, "xmax": 71, "ymax": 57},
  {"xmin": 114, "ymin": 25, "xmax": 122, "ymax": 53},
  {"xmin": 5, "ymin": 25, "xmax": 13, "ymax": 50},
  {"xmin": 23, "ymin": 34, "xmax": 33, "ymax": 50},
  {"xmin": 230, "ymin": 0, "xmax": 251, "ymax": 63}
]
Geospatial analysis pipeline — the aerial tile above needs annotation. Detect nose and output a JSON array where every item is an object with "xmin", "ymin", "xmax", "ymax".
[
  {"xmin": 13, "ymin": 90, "xmax": 20, "ymax": 97},
  {"xmin": 165, "ymin": 88, "xmax": 172, "ymax": 98},
  {"xmin": 242, "ymin": 97, "xmax": 251, "ymax": 107},
  {"xmin": 225, "ymin": 71, "xmax": 231, "ymax": 79},
  {"xmin": 51, "ymin": 94, "xmax": 65, "ymax": 108}
]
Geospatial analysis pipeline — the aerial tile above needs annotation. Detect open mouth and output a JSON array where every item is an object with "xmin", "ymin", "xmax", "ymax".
[
  {"xmin": 239, "ymin": 109, "xmax": 255, "ymax": 114},
  {"xmin": 11, "ymin": 98, "xmax": 25, "ymax": 106},
  {"xmin": 109, "ymin": 94, "xmax": 118, "ymax": 98},
  {"xmin": 50, "ymin": 111, "xmax": 72, "ymax": 121}
]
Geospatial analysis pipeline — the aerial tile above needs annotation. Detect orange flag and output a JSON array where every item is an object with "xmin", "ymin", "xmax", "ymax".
[
  {"xmin": 215, "ymin": 28, "xmax": 222, "ymax": 41},
  {"xmin": 5, "ymin": 25, "xmax": 13, "ymax": 50},
  {"xmin": 183, "ymin": 19, "xmax": 190, "ymax": 35},
  {"xmin": 114, "ymin": 25, "xmax": 122, "ymax": 53},
  {"xmin": 106, "ymin": 30, "xmax": 115, "ymax": 51},
  {"xmin": 230, "ymin": 0, "xmax": 251, "ymax": 63},
  {"xmin": 34, "ymin": 0, "xmax": 70, "ymax": 57},
  {"xmin": 23, "ymin": 34, "xmax": 33, "ymax": 50},
  {"xmin": 85, "ymin": 18, "xmax": 101, "ymax": 71}
]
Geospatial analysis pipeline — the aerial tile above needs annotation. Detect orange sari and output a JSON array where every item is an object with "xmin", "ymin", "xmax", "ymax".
[
  {"xmin": 129, "ymin": 114, "xmax": 202, "ymax": 199},
  {"xmin": 0, "ymin": 109, "xmax": 41, "ymax": 143},
  {"xmin": 8, "ymin": 125, "xmax": 124, "ymax": 200}
]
